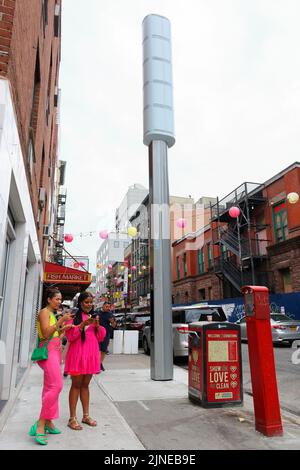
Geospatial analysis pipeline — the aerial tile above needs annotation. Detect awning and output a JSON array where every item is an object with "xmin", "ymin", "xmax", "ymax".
[{"xmin": 43, "ymin": 262, "xmax": 92, "ymax": 300}]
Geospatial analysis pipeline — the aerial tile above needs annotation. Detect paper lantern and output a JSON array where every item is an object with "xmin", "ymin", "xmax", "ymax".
[
  {"xmin": 120, "ymin": 266, "xmax": 125, "ymax": 271},
  {"xmin": 128, "ymin": 227, "xmax": 137, "ymax": 238},
  {"xmin": 287, "ymin": 192, "xmax": 299, "ymax": 204},
  {"xmin": 64, "ymin": 234, "xmax": 73, "ymax": 243},
  {"xmin": 229, "ymin": 206, "xmax": 240, "ymax": 218},
  {"xmin": 131, "ymin": 266, "xmax": 137, "ymax": 271},
  {"xmin": 138, "ymin": 271, "xmax": 142, "ymax": 275},
  {"xmin": 108, "ymin": 264, "xmax": 113, "ymax": 270},
  {"xmin": 176, "ymin": 218, "xmax": 187, "ymax": 229},
  {"xmin": 99, "ymin": 230, "xmax": 109, "ymax": 240},
  {"xmin": 128, "ymin": 274, "xmax": 132, "ymax": 278},
  {"xmin": 142, "ymin": 265, "xmax": 147, "ymax": 270}
]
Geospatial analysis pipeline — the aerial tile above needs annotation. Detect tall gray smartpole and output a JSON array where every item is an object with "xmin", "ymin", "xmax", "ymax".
[{"xmin": 142, "ymin": 15, "xmax": 175, "ymax": 380}]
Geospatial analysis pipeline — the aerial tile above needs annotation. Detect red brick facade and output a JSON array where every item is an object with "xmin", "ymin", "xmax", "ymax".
[
  {"xmin": 173, "ymin": 163, "xmax": 300, "ymax": 303},
  {"xmin": 267, "ymin": 236, "xmax": 300, "ymax": 293},
  {"xmin": 0, "ymin": 0, "xmax": 61, "ymax": 255}
]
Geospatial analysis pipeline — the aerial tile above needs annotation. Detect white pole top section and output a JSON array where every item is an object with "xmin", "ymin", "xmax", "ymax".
[{"xmin": 142, "ymin": 14, "xmax": 175, "ymax": 148}]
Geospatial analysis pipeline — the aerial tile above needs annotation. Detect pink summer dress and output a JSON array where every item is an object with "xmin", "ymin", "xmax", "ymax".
[{"xmin": 64, "ymin": 313, "xmax": 106, "ymax": 376}]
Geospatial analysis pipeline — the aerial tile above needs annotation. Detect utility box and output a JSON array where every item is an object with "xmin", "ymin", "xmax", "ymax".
[{"xmin": 188, "ymin": 322, "xmax": 243, "ymax": 408}]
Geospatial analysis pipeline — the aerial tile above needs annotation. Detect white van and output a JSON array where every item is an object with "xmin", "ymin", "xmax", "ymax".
[{"xmin": 142, "ymin": 304, "xmax": 227, "ymax": 357}]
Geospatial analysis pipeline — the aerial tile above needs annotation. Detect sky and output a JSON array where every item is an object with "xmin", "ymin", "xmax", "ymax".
[{"xmin": 60, "ymin": 0, "xmax": 300, "ymax": 274}]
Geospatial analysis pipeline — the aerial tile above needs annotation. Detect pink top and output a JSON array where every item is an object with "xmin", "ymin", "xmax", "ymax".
[{"xmin": 64, "ymin": 313, "xmax": 106, "ymax": 375}]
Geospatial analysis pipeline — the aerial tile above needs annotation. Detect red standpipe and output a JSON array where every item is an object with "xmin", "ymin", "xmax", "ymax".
[{"xmin": 242, "ymin": 285, "xmax": 283, "ymax": 437}]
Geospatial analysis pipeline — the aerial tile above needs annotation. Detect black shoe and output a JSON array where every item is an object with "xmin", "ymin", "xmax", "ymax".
[
  {"xmin": 101, "ymin": 363, "xmax": 105, "ymax": 371},
  {"xmin": 63, "ymin": 372, "xmax": 68, "ymax": 377}
]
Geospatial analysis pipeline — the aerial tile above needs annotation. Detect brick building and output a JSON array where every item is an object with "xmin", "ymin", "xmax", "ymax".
[
  {"xmin": 0, "ymin": 1, "xmax": 62, "ymax": 428},
  {"xmin": 173, "ymin": 162, "xmax": 300, "ymax": 304}
]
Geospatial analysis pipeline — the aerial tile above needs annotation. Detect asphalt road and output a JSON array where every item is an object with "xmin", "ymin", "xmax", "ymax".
[{"xmin": 176, "ymin": 342, "xmax": 300, "ymax": 417}]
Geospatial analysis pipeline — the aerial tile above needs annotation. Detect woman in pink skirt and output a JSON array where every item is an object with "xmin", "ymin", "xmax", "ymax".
[{"xmin": 64, "ymin": 291, "xmax": 106, "ymax": 430}]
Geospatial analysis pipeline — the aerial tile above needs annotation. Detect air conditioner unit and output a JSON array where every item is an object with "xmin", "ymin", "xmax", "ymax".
[
  {"xmin": 43, "ymin": 225, "xmax": 50, "ymax": 239},
  {"xmin": 38, "ymin": 187, "xmax": 46, "ymax": 209}
]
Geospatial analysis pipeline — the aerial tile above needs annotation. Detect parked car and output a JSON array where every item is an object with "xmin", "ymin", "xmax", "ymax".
[
  {"xmin": 114, "ymin": 313, "xmax": 125, "ymax": 329},
  {"xmin": 236, "ymin": 313, "xmax": 300, "ymax": 347},
  {"xmin": 142, "ymin": 305, "xmax": 228, "ymax": 357},
  {"xmin": 120, "ymin": 312, "xmax": 151, "ymax": 344}
]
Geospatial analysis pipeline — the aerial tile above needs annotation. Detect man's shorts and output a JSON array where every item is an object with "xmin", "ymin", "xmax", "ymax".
[{"xmin": 100, "ymin": 333, "xmax": 110, "ymax": 353}]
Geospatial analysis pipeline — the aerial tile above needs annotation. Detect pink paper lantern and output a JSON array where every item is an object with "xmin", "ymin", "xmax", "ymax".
[
  {"xmin": 131, "ymin": 266, "xmax": 137, "ymax": 271},
  {"xmin": 229, "ymin": 206, "xmax": 240, "ymax": 218},
  {"xmin": 64, "ymin": 234, "xmax": 74, "ymax": 243},
  {"xmin": 176, "ymin": 218, "xmax": 187, "ymax": 229},
  {"xmin": 99, "ymin": 230, "xmax": 109, "ymax": 240},
  {"xmin": 108, "ymin": 264, "xmax": 113, "ymax": 270}
]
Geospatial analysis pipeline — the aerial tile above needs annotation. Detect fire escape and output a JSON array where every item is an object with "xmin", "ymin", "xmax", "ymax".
[
  {"xmin": 210, "ymin": 182, "xmax": 270, "ymax": 296},
  {"xmin": 53, "ymin": 189, "xmax": 66, "ymax": 265}
]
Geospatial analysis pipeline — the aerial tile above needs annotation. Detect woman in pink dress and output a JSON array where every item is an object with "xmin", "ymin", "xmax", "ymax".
[{"xmin": 64, "ymin": 291, "xmax": 106, "ymax": 430}]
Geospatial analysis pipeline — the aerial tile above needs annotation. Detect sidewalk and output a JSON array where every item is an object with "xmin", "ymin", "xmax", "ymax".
[{"xmin": 1, "ymin": 352, "xmax": 300, "ymax": 450}]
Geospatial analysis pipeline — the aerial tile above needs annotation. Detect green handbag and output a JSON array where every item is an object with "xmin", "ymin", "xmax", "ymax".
[{"xmin": 31, "ymin": 334, "xmax": 54, "ymax": 362}]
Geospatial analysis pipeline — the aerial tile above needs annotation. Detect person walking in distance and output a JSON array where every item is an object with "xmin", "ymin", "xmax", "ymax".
[
  {"xmin": 98, "ymin": 302, "xmax": 116, "ymax": 371},
  {"xmin": 64, "ymin": 292, "xmax": 106, "ymax": 430},
  {"xmin": 29, "ymin": 288, "xmax": 74, "ymax": 446}
]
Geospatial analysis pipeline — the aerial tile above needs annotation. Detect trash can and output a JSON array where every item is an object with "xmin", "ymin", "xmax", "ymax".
[{"xmin": 188, "ymin": 321, "xmax": 243, "ymax": 408}]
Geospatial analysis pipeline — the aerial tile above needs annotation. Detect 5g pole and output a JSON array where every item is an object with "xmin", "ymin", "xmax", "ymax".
[{"xmin": 142, "ymin": 15, "xmax": 175, "ymax": 380}]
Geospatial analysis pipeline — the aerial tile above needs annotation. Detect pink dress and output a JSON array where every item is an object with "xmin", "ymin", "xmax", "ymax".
[{"xmin": 64, "ymin": 314, "xmax": 106, "ymax": 375}]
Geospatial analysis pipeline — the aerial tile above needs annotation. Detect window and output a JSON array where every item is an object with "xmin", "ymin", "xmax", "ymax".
[
  {"xmin": 30, "ymin": 47, "xmax": 41, "ymax": 136},
  {"xmin": 280, "ymin": 268, "xmax": 292, "ymax": 293},
  {"xmin": 221, "ymin": 244, "xmax": 228, "ymax": 260},
  {"xmin": 42, "ymin": 0, "xmax": 48, "ymax": 34},
  {"xmin": 176, "ymin": 256, "xmax": 180, "ymax": 280},
  {"xmin": 273, "ymin": 201, "xmax": 288, "ymax": 243},
  {"xmin": 207, "ymin": 244, "xmax": 212, "ymax": 269},
  {"xmin": 28, "ymin": 137, "xmax": 35, "ymax": 178},
  {"xmin": 198, "ymin": 288, "xmax": 205, "ymax": 300},
  {"xmin": 198, "ymin": 248, "xmax": 204, "ymax": 273},
  {"xmin": 54, "ymin": 2, "xmax": 60, "ymax": 37},
  {"xmin": 0, "ymin": 208, "xmax": 16, "ymax": 336},
  {"xmin": 123, "ymin": 242, "xmax": 129, "ymax": 248},
  {"xmin": 114, "ymin": 241, "xmax": 119, "ymax": 248},
  {"xmin": 46, "ymin": 49, "xmax": 53, "ymax": 126},
  {"xmin": 39, "ymin": 145, "xmax": 45, "ymax": 187},
  {"xmin": 183, "ymin": 253, "xmax": 187, "ymax": 277}
]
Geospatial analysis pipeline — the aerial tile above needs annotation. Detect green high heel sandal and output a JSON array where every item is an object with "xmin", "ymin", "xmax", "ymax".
[
  {"xmin": 28, "ymin": 421, "xmax": 48, "ymax": 445},
  {"xmin": 45, "ymin": 424, "xmax": 62, "ymax": 434},
  {"xmin": 35, "ymin": 434, "xmax": 48, "ymax": 446},
  {"xmin": 28, "ymin": 421, "xmax": 38, "ymax": 437}
]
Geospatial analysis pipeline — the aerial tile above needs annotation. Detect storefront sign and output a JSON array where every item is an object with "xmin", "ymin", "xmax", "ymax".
[{"xmin": 44, "ymin": 272, "xmax": 91, "ymax": 283}]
